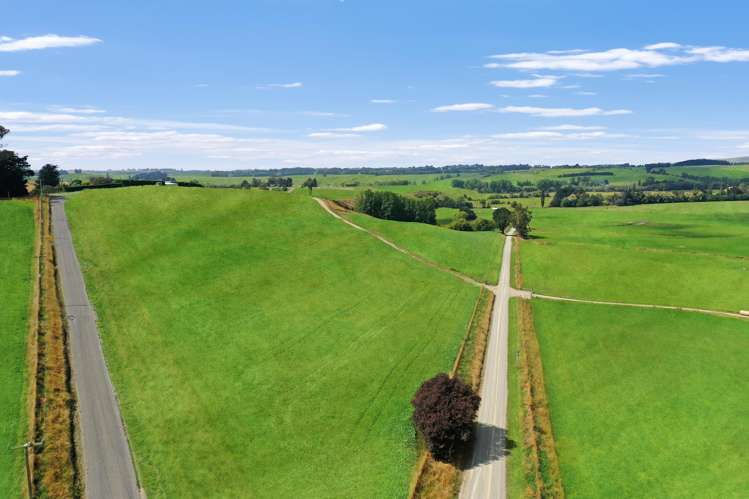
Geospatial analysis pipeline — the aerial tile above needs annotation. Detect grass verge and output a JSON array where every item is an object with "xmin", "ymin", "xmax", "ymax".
[{"xmin": 31, "ymin": 197, "xmax": 80, "ymax": 498}]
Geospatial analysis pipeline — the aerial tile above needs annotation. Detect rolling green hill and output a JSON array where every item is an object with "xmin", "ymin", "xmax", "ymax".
[{"xmin": 65, "ymin": 187, "xmax": 479, "ymax": 498}]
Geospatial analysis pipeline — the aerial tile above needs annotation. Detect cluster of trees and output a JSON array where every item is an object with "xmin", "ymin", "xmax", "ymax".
[
  {"xmin": 354, "ymin": 189, "xmax": 437, "ymax": 224},
  {"xmin": 447, "ymin": 202, "xmax": 533, "ymax": 237},
  {"xmin": 301, "ymin": 177, "xmax": 318, "ymax": 192},
  {"xmin": 239, "ymin": 176, "xmax": 293, "ymax": 190},
  {"xmin": 0, "ymin": 126, "xmax": 64, "ymax": 198},
  {"xmin": 549, "ymin": 186, "xmax": 604, "ymax": 207},
  {"xmin": 411, "ymin": 373, "xmax": 480, "ymax": 462},
  {"xmin": 413, "ymin": 191, "xmax": 473, "ymax": 210}
]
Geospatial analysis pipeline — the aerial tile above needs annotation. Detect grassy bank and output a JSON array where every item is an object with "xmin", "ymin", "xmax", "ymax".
[
  {"xmin": 0, "ymin": 201, "xmax": 35, "ymax": 498},
  {"xmin": 65, "ymin": 187, "xmax": 480, "ymax": 498},
  {"xmin": 344, "ymin": 211, "xmax": 503, "ymax": 284},
  {"xmin": 532, "ymin": 300, "xmax": 749, "ymax": 497}
]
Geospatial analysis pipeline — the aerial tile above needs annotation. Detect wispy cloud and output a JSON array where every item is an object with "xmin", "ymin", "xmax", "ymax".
[
  {"xmin": 432, "ymin": 103, "xmax": 494, "ymax": 112},
  {"xmin": 500, "ymin": 106, "xmax": 632, "ymax": 117},
  {"xmin": 0, "ymin": 70, "xmax": 20, "ymax": 77},
  {"xmin": 493, "ymin": 130, "xmax": 628, "ymax": 140},
  {"xmin": 308, "ymin": 132, "xmax": 360, "ymax": 139},
  {"xmin": 486, "ymin": 43, "xmax": 749, "ymax": 72},
  {"xmin": 335, "ymin": 123, "xmax": 387, "ymax": 132},
  {"xmin": 540, "ymin": 124, "xmax": 607, "ymax": 131},
  {"xmin": 0, "ymin": 34, "xmax": 101, "ymax": 52},
  {"xmin": 370, "ymin": 99, "xmax": 396, "ymax": 104},
  {"xmin": 49, "ymin": 106, "xmax": 106, "ymax": 114},
  {"xmin": 258, "ymin": 82, "xmax": 303, "ymax": 89},
  {"xmin": 489, "ymin": 75, "xmax": 561, "ymax": 88},
  {"xmin": 625, "ymin": 73, "xmax": 665, "ymax": 79}
]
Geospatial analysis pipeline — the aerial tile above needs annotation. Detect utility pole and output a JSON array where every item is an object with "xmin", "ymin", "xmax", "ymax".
[{"xmin": 11, "ymin": 439, "xmax": 42, "ymax": 498}]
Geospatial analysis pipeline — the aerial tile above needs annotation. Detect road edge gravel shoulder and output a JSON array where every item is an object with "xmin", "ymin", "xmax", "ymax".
[{"xmin": 50, "ymin": 197, "xmax": 143, "ymax": 499}]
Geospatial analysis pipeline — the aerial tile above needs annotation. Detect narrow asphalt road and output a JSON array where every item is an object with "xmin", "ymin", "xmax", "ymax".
[
  {"xmin": 459, "ymin": 236, "xmax": 512, "ymax": 499},
  {"xmin": 51, "ymin": 197, "xmax": 141, "ymax": 499}
]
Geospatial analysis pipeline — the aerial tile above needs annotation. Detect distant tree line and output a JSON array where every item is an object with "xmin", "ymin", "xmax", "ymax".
[
  {"xmin": 354, "ymin": 190, "xmax": 437, "ymax": 224},
  {"xmin": 239, "ymin": 177, "xmax": 293, "ymax": 190}
]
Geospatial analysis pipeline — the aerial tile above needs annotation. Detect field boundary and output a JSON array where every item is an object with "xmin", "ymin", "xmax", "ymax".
[
  {"xmin": 516, "ymin": 299, "xmax": 564, "ymax": 498},
  {"xmin": 19, "ymin": 198, "xmax": 42, "ymax": 499},
  {"xmin": 530, "ymin": 293, "xmax": 749, "ymax": 320}
]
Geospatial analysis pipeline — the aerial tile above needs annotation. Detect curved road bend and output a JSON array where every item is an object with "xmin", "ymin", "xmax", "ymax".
[
  {"xmin": 51, "ymin": 198, "xmax": 141, "ymax": 499},
  {"xmin": 460, "ymin": 236, "xmax": 512, "ymax": 499}
]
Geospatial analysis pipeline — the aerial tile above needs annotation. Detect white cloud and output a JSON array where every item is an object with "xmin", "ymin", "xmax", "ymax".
[
  {"xmin": 300, "ymin": 111, "xmax": 348, "ymax": 117},
  {"xmin": 540, "ymin": 124, "xmax": 607, "ymax": 131},
  {"xmin": 489, "ymin": 75, "xmax": 560, "ymax": 88},
  {"xmin": 0, "ymin": 70, "xmax": 20, "ymax": 77},
  {"xmin": 0, "ymin": 34, "xmax": 101, "ymax": 52},
  {"xmin": 195, "ymin": 83, "xmax": 209, "ymax": 88},
  {"xmin": 487, "ymin": 43, "xmax": 749, "ymax": 72},
  {"xmin": 626, "ymin": 73, "xmax": 665, "ymax": 79},
  {"xmin": 259, "ymin": 82, "xmax": 303, "ymax": 89},
  {"xmin": 308, "ymin": 132, "xmax": 360, "ymax": 139},
  {"xmin": 644, "ymin": 42, "xmax": 682, "ymax": 50},
  {"xmin": 320, "ymin": 123, "xmax": 387, "ymax": 133},
  {"xmin": 50, "ymin": 106, "xmax": 106, "ymax": 114},
  {"xmin": 574, "ymin": 73, "xmax": 605, "ymax": 78},
  {"xmin": 493, "ymin": 130, "xmax": 627, "ymax": 141},
  {"xmin": 575, "ymin": 91, "xmax": 597, "ymax": 96},
  {"xmin": 370, "ymin": 99, "xmax": 396, "ymax": 104},
  {"xmin": 500, "ymin": 106, "xmax": 632, "ymax": 117},
  {"xmin": 432, "ymin": 102, "xmax": 494, "ymax": 112},
  {"xmin": 528, "ymin": 94, "xmax": 547, "ymax": 98}
]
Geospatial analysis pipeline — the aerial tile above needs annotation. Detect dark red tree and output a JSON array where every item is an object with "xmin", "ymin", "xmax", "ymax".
[{"xmin": 411, "ymin": 373, "xmax": 480, "ymax": 462}]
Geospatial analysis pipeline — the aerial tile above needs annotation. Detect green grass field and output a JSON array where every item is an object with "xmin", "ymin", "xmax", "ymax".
[
  {"xmin": 517, "ymin": 201, "xmax": 749, "ymax": 311},
  {"xmin": 530, "ymin": 300, "xmax": 749, "ymax": 498},
  {"xmin": 0, "ymin": 201, "xmax": 35, "ymax": 498},
  {"xmin": 343, "ymin": 211, "xmax": 503, "ymax": 283},
  {"xmin": 65, "ymin": 187, "xmax": 480, "ymax": 498}
]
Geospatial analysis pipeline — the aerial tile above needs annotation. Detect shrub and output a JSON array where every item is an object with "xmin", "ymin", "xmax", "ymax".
[
  {"xmin": 448, "ymin": 219, "xmax": 474, "ymax": 231},
  {"xmin": 411, "ymin": 373, "xmax": 481, "ymax": 462},
  {"xmin": 472, "ymin": 218, "xmax": 495, "ymax": 231}
]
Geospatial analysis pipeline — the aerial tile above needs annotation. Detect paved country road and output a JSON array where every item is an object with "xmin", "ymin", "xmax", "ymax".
[
  {"xmin": 51, "ymin": 198, "xmax": 141, "ymax": 499},
  {"xmin": 460, "ymin": 237, "xmax": 513, "ymax": 499}
]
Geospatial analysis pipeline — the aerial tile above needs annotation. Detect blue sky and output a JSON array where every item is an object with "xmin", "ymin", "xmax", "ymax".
[{"xmin": 2, "ymin": 0, "xmax": 749, "ymax": 170}]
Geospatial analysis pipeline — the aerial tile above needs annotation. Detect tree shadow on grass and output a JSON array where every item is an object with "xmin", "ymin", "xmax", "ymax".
[{"xmin": 459, "ymin": 423, "xmax": 516, "ymax": 470}]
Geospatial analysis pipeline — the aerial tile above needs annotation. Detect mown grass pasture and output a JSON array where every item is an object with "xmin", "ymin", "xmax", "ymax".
[
  {"xmin": 531, "ymin": 300, "xmax": 749, "ymax": 498},
  {"xmin": 0, "ymin": 201, "xmax": 35, "ymax": 498},
  {"xmin": 343, "ymin": 211, "xmax": 503, "ymax": 283},
  {"xmin": 517, "ymin": 201, "xmax": 749, "ymax": 311},
  {"xmin": 65, "ymin": 187, "xmax": 480, "ymax": 498}
]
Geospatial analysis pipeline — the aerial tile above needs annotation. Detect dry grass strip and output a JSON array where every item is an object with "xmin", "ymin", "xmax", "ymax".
[
  {"xmin": 516, "ymin": 299, "xmax": 564, "ymax": 499},
  {"xmin": 21, "ymin": 198, "xmax": 42, "ymax": 498},
  {"xmin": 32, "ymin": 197, "xmax": 81, "ymax": 498},
  {"xmin": 410, "ymin": 287, "xmax": 495, "ymax": 499}
]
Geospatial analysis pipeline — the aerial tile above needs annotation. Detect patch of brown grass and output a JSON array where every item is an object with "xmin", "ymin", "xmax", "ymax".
[
  {"xmin": 32, "ymin": 197, "xmax": 80, "ymax": 498},
  {"xmin": 516, "ymin": 299, "xmax": 564, "ymax": 499}
]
